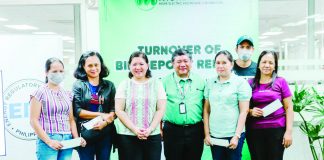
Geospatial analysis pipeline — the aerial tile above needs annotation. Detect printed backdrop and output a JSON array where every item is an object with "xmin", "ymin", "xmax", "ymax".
[{"xmin": 99, "ymin": 0, "xmax": 258, "ymax": 159}]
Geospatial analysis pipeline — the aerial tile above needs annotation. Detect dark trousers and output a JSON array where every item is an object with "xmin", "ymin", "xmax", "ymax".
[
  {"xmin": 246, "ymin": 127, "xmax": 285, "ymax": 160},
  {"xmin": 77, "ymin": 134, "xmax": 112, "ymax": 160},
  {"xmin": 118, "ymin": 134, "xmax": 162, "ymax": 160},
  {"xmin": 210, "ymin": 132, "xmax": 245, "ymax": 160},
  {"xmin": 163, "ymin": 121, "xmax": 204, "ymax": 160}
]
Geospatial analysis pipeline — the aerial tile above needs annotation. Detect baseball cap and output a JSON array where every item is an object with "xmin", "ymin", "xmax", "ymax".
[{"xmin": 236, "ymin": 35, "xmax": 254, "ymax": 47}]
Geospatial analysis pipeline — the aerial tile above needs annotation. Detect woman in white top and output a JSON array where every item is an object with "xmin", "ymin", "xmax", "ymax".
[{"xmin": 115, "ymin": 51, "xmax": 166, "ymax": 160}]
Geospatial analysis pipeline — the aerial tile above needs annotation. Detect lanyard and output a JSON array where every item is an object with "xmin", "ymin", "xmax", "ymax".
[{"xmin": 173, "ymin": 73, "xmax": 191, "ymax": 101}]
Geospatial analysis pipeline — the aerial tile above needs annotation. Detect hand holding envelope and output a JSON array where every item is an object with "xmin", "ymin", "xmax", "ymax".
[
  {"xmin": 60, "ymin": 138, "xmax": 82, "ymax": 149},
  {"xmin": 82, "ymin": 116, "xmax": 103, "ymax": 130},
  {"xmin": 261, "ymin": 99, "xmax": 283, "ymax": 117},
  {"xmin": 251, "ymin": 99, "xmax": 283, "ymax": 117},
  {"xmin": 209, "ymin": 137, "xmax": 230, "ymax": 147}
]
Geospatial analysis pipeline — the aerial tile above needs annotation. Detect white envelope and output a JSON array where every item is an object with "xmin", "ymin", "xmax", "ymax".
[
  {"xmin": 262, "ymin": 99, "xmax": 283, "ymax": 117},
  {"xmin": 210, "ymin": 137, "xmax": 229, "ymax": 147},
  {"xmin": 82, "ymin": 116, "xmax": 103, "ymax": 130},
  {"xmin": 61, "ymin": 137, "xmax": 81, "ymax": 149}
]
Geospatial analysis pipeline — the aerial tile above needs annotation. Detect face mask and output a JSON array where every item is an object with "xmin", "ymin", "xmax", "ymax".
[
  {"xmin": 47, "ymin": 72, "xmax": 64, "ymax": 85},
  {"xmin": 238, "ymin": 49, "xmax": 252, "ymax": 61}
]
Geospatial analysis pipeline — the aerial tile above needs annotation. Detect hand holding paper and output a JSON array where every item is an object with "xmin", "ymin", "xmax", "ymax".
[
  {"xmin": 82, "ymin": 116, "xmax": 103, "ymax": 130},
  {"xmin": 262, "ymin": 99, "xmax": 283, "ymax": 117},
  {"xmin": 61, "ymin": 138, "xmax": 82, "ymax": 149},
  {"xmin": 210, "ymin": 137, "xmax": 230, "ymax": 147}
]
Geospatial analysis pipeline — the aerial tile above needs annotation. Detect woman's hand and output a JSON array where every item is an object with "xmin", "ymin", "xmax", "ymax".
[
  {"xmin": 142, "ymin": 127, "xmax": 153, "ymax": 138},
  {"xmin": 250, "ymin": 107, "xmax": 263, "ymax": 117},
  {"xmin": 46, "ymin": 139, "xmax": 63, "ymax": 150},
  {"xmin": 80, "ymin": 137, "xmax": 87, "ymax": 147},
  {"xmin": 204, "ymin": 136, "xmax": 212, "ymax": 146},
  {"xmin": 92, "ymin": 120, "xmax": 108, "ymax": 130},
  {"xmin": 132, "ymin": 127, "xmax": 147, "ymax": 140},
  {"xmin": 282, "ymin": 131, "xmax": 292, "ymax": 148},
  {"xmin": 101, "ymin": 113, "xmax": 115, "ymax": 124},
  {"xmin": 228, "ymin": 136, "xmax": 239, "ymax": 150}
]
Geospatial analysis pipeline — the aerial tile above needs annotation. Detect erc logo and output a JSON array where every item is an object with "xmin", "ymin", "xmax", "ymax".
[
  {"xmin": 135, "ymin": 0, "xmax": 158, "ymax": 11},
  {"xmin": 4, "ymin": 79, "xmax": 44, "ymax": 140}
]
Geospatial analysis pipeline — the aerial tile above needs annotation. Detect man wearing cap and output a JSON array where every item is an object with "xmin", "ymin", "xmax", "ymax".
[
  {"xmin": 233, "ymin": 35, "xmax": 257, "ymax": 80},
  {"xmin": 162, "ymin": 49, "xmax": 205, "ymax": 160},
  {"xmin": 233, "ymin": 35, "xmax": 256, "ymax": 160}
]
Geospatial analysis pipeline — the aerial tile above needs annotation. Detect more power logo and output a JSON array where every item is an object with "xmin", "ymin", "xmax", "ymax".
[
  {"xmin": 135, "ymin": 0, "xmax": 158, "ymax": 11},
  {"xmin": 4, "ymin": 79, "xmax": 44, "ymax": 140},
  {"xmin": 135, "ymin": 0, "xmax": 222, "ymax": 10}
]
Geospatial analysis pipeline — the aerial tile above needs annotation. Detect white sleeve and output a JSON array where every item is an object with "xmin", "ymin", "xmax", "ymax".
[
  {"xmin": 156, "ymin": 79, "xmax": 167, "ymax": 100},
  {"xmin": 115, "ymin": 80, "xmax": 128, "ymax": 99}
]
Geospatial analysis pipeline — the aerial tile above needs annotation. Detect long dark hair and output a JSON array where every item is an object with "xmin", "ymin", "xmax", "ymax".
[
  {"xmin": 74, "ymin": 51, "xmax": 109, "ymax": 81},
  {"xmin": 45, "ymin": 57, "xmax": 64, "ymax": 83},
  {"xmin": 252, "ymin": 50, "xmax": 279, "ymax": 89},
  {"xmin": 128, "ymin": 51, "xmax": 152, "ymax": 78}
]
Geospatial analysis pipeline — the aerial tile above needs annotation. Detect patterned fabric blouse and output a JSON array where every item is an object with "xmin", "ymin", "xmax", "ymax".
[
  {"xmin": 115, "ymin": 78, "xmax": 166, "ymax": 136},
  {"xmin": 31, "ymin": 84, "xmax": 72, "ymax": 134}
]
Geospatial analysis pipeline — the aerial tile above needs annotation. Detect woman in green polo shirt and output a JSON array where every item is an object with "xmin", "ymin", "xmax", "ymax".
[{"xmin": 203, "ymin": 50, "xmax": 251, "ymax": 160}]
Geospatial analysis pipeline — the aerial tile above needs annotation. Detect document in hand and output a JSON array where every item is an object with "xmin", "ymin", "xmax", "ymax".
[
  {"xmin": 210, "ymin": 137, "xmax": 229, "ymax": 147},
  {"xmin": 262, "ymin": 99, "xmax": 283, "ymax": 117},
  {"xmin": 61, "ymin": 137, "xmax": 82, "ymax": 149},
  {"xmin": 82, "ymin": 116, "xmax": 103, "ymax": 130}
]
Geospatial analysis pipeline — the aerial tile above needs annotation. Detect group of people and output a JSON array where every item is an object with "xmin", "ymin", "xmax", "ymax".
[{"xmin": 29, "ymin": 35, "xmax": 294, "ymax": 160}]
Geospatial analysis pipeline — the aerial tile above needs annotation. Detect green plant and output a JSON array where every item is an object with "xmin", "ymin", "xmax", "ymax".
[{"xmin": 292, "ymin": 84, "xmax": 324, "ymax": 160}]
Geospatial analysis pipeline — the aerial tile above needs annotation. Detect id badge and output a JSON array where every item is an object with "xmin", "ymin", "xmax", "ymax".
[{"xmin": 179, "ymin": 102, "xmax": 186, "ymax": 114}]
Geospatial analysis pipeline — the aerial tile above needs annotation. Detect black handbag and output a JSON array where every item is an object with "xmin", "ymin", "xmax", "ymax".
[
  {"xmin": 79, "ymin": 120, "xmax": 118, "ymax": 152},
  {"xmin": 79, "ymin": 120, "xmax": 115, "ymax": 143}
]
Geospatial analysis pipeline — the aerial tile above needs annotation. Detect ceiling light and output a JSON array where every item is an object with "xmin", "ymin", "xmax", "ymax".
[
  {"xmin": 316, "ymin": 30, "xmax": 324, "ymax": 34},
  {"xmin": 66, "ymin": 40, "xmax": 75, "ymax": 44},
  {"xmin": 296, "ymin": 20, "xmax": 306, "ymax": 25},
  {"xmin": 259, "ymin": 36, "xmax": 268, "ymax": 39},
  {"xmin": 295, "ymin": 35, "xmax": 306, "ymax": 39},
  {"xmin": 282, "ymin": 23, "xmax": 296, "ymax": 27},
  {"xmin": 62, "ymin": 36, "xmax": 74, "ymax": 41},
  {"xmin": 306, "ymin": 14, "xmax": 320, "ymax": 19},
  {"xmin": 282, "ymin": 38, "xmax": 298, "ymax": 42},
  {"xmin": 0, "ymin": 17, "xmax": 8, "ymax": 21},
  {"xmin": 262, "ymin": 32, "xmax": 283, "ymax": 36},
  {"xmin": 283, "ymin": 20, "xmax": 307, "ymax": 27},
  {"xmin": 33, "ymin": 32, "xmax": 56, "ymax": 35},
  {"xmin": 4, "ymin": 24, "xmax": 38, "ymax": 30},
  {"xmin": 259, "ymin": 41, "xmax": 274, "ymax": 46},
  {"xmin": 262, "ymin": 27, "xmax": 283, "ymax": 36},
  {"xmin": 314, "ymin": 14, "xmax": 324, "ymax": 22},
  {"xmin": 63, "ymin": 49, "xmax": 74, "ymax": 53}
]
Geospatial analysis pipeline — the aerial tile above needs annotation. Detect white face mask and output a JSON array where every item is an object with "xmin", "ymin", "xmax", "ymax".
[
  {"xmin": 47, "ymin": 72, "xmax": 64, "ymax": 85},
  {"xmin": 238, "ymin": 49, "xmax": 253, "ymax": 61}
]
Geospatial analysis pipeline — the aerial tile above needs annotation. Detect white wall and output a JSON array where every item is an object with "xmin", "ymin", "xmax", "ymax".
[
  {"xmin": 84, "ymin": 8, "xmax": 100, "ymax": 51},
  {"xmin": 0, "ymin": 35, "xmax": 63, "ymax": 160}
]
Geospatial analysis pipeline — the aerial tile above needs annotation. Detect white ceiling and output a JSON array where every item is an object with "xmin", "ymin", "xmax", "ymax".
[
  {"xmin": 259, "ymin": 0, "xmax": 324, "ymax": 50},
  {"xmin": 0, "ymin": 5, "xmax": 75, "ymax": 50},
  {"xmin": 0, "ymin": 1, "xmax": 323, "ymax": 52}
]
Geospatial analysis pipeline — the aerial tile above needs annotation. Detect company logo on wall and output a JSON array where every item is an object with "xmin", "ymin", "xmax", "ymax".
[
  {"xmin": 136, "ymin": 0, "xmax": 223, "ymax": 10},
  {"xmin": 135, "ymin": 0, "xmax": 158, "ymax": 11},
  {"xmin": 135, "ymin": 0, "xmax": 223, "ymax": 11},
  {"xmin": 3, "ymin": 79, "xmax": 44, "ymax": 140}
]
